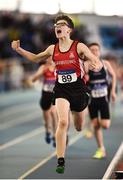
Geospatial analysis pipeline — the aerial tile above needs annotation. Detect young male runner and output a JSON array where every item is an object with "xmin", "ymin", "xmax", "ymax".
[
  {"xmin": 11, "ymin": 15, "xmax": 102, "ymax": 173},
  {"xmin": 86, "ymin": 43, "xmax": 116, "ymax": 159}
]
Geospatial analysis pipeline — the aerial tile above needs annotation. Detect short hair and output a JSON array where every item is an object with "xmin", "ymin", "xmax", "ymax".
[
  {"xmin": 88, "ymin": 42, "xmax": 100, "ymax": 48},
  {"xmin": 55, "ymin": 14, "xmax": 74, "ymax": 29}
]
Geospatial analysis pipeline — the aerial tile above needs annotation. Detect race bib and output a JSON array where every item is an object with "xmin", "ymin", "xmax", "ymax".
[
  {"xmin": 43, "ymin": 80, "xmax": 55, "ymax": 92},
  {"xmin": 91, "ymin": 85, "xmax": 108, "ymax": 98},
  {"xmin": 58, "ymin": 70, "xmax": 77, "ymax": 84}
]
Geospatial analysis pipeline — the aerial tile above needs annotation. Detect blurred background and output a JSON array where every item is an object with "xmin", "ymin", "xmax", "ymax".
[
  {"xmin": 0, "ymin": 1, "xmax": 123, "ymax": 179},
  {"xmin": 0, "ymin": 0, "xmax": 123, "ymax": 94}
]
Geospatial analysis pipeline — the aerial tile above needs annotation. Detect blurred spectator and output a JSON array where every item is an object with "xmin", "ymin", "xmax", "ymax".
[
  {"xmin": 0, "ymin": 60, "xmax": 5, "ymax": 92},
  {"xmin": 3, "ymin": 60, "xmax": 12, "ymax": 91},
  {"xmin": 9, "ymin": 59, "xmax": 24, "ymax": 90},
  {"xmin": 100, "ymin": 26, "xmax": 123, "ymax": 50}
]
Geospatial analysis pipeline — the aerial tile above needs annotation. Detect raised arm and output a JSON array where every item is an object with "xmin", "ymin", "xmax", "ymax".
[
  {"xmin": 77, "ymin": 43, "xmax": 102, "ymax": 71},
  {"xmin": 11, "ymin": 40, "xmax": 54, "ymax": 63}
]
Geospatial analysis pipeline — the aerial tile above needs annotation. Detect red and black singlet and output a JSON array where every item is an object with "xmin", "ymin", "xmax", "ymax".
[
  {"xmin": 42, "ymin": 68, "xmax": 56, "ymax": 92},
  {"xmin": 53, "ymin": 41, "xmax": 85, "ymax": 84}
]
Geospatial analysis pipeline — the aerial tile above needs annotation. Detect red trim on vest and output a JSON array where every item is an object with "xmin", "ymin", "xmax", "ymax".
[
  {"xmin": 53, "ymin": 41, "xmax": 85, "ymax": 79},
  {"xmin": 43, "ymin": 68, "xmax": 56, "ymax": 81}
]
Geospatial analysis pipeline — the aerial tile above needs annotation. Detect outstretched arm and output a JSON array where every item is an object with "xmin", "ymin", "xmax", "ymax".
[
  {"xmin": 77, "ymin": 43, "xmax": 102, "ymax": 71},
  {"xmin": 11, "ymin": 40, "xmax": 54, "ymax": 63}
]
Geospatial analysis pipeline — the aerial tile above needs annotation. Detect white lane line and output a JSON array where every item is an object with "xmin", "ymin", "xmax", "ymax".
[
  {"xmin": 18, "ymin": 129, "xmax": 86, "ymax": 180},
  {"xmin": 18, "ymin": 151, "xmax": 56, "ymax": 180},
  {"xmin": 102, "ymin": 142, "xmax": 123, "ymax": 179},
  {"xmin": 0, "ymin": 127, "xmax": 44, "ymax": 151},
  {"xmin": 0, "ymin": 90, "xmax": 38, "ymax": 105},
  {"xmin": 0, "ymin": 111, "xmax": 41, "ymax": 130},
  {"xmin": 0, "ymin": 103, "xmax": 38, "ymax": 119}
]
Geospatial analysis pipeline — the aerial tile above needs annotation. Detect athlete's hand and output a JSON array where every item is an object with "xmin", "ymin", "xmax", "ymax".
[
  {"xmin": 91, "ymin": 60, "xmax": 102, "ymax": 72},
  {"xmin": 89, "ymin": 61, "xmax": 102, "ymax": 72},
  {"xmin": 11, "ymin": 40, "xmax": 20, "ymax": 51},
  {"xmin": 31, "ymin": 77, "xmax": 36, "ymax": 83},
  {"xmin": 30, "ymin": 75, "xmax": 37, "ymax": 83},
  {"xmin": 27, "ymin": 77, "xmax": 34, "ymax": 87}
]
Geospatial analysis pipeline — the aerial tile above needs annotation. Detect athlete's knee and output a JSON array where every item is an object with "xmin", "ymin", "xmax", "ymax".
[
  {"xmin": 50, "ymin": 109, "xmax": 56, "ymax": 118},
  {"xmin": 92, "ymin": 121, "xmax": 100, "ymax": 129},
  {"xmin": 50, "ymin": 106, "xmax": 56, "ymax": 114},
  {"xmin": 58, "ymin": 119, "xmax": 68, "ymax": 129},
  {"xmin": 101, "ymin": 121, "xmax": 111, "ymax": 129}
]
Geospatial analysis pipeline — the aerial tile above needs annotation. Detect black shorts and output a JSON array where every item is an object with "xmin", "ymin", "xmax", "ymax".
[
  {"xmin": 53, "ymin": 77, "xmax": 90, "ymax": 112},
  {"xmin": 88, "ymin": 96, "xmax": 110, "ymax": 119},
  {"xmin": 40, "ymin": 91, "xmax": 53, "ymax": 110}
]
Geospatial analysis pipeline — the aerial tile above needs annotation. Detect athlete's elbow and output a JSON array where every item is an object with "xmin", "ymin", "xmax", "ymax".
[{"xmin": 30, "ymin": 56, "xmax": 40, "ymax": 63}]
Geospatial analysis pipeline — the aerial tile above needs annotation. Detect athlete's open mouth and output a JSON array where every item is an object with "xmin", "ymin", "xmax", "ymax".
[{"xmin": 57, "ymin": 30, "xmax": 62, "ymax": 34}]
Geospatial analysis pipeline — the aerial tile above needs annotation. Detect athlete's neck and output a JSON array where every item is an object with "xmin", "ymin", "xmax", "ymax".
[{"xmin": 58, "ymin": 38, "xmax": 73, "ymax": 52}]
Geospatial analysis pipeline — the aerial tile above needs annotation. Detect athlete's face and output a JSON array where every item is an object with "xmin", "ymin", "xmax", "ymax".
[
  {"xmin": 89, "ymin": 45, "xmax": 100, "ymax": 58},
  {"xmin": 54, "ymin": 20, "xmax": 71, "ymax": 39}
]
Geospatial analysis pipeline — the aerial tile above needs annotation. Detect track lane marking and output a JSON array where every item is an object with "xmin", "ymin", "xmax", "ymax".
[
  {"xmin": 0, "ymin": 127, "xmax": 44, "ymax": 151},
  {"xmin": 0, "ymin": 112, "xmax": 41, "ymax": 130},
  {"xmin": 0, "ymin": 103, "xmax": 38, "ymax": 120},
  {"xmin": 18, "ymin": 129, "xmax": 86, "ymax": 179},
  {"xmin": 102, "ymin": 142, "xmax": 123, "ymax": 179}
]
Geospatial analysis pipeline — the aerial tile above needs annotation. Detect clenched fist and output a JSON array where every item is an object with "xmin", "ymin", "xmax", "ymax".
[{"xmin": 11, "ymin": 40, "xmax": 20, "ymax": 51}]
